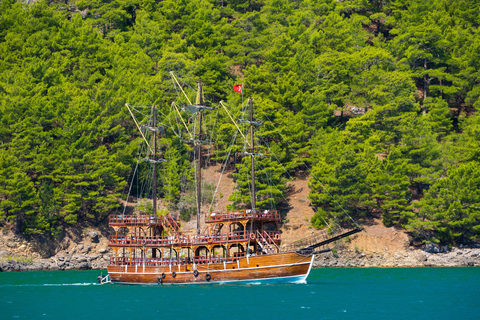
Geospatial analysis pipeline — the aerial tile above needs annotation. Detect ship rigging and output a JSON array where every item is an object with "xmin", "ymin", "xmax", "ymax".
[{"xmin": 104, "ymin": 73, "xmax": 361, "ymax": 285}]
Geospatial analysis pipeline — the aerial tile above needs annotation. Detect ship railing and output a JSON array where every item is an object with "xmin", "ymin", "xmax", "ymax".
[
  {"xmin": 194, "ymin": 255, "xmax": 239, "ymax": 265},
  {"xmin": 205, "ymin": 209, "xmax": 281, "ymax": 223},
  {"xmin": 246, "ymin": 230, "xmax": 281, "ymax": 242},
  {"xmin": 163, "ymin": 215, "xmax": 181, "ymax": 230},
  {"xmin": 108, "ymin": 235, "xmax": 192, "ymax": 246},
  {"xmin": 108, "ymin": 230, "xmax": 283, "ymax": 247},
  {"xmin": 258, "ymin": 230, "xmax": 281, "ymax": 254},
  {"xmin": 108, "ymin": 230, "xmax": 284, "ymax": 247},
  {"xmin": 198, "ymin": 256, "xmax": 215, "ymax": 264},
  {"xmin": 279, "ymin": 228, "xmax": 334, "ymax": 252},
  {"xmin": 227, "ymin": 231, "xmax": 247, "ymax": 241},
  {"xmin": 109, "ymin": 255, "xmax": 242, "ymax": 266},
  {"xmin": 108, "ymin": 231, "xmax": 251, "ymax": 247},
  {"xmin": 261, "ymin": 230, "xmax": 281, "ymax": 242},
  {"xmin": 191, "ymin": 231, "xmax": 252, "ymax": 244},
  {"xmin": 109, "ymin": 214, "xmax": 179, "ymax": 228},
  {"xmin": 110, "ymin": 257, "xmax": 186, "ymax": 266},
  {"xmin": 109, "ymin": 257, "xmax": 192, "ymax": 266}
]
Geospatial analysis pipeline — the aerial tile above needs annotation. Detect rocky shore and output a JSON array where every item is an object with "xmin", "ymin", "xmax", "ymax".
[
  {"xmin": 0, "ymin": 228, "xmax": 113, "ymax": 272},
  {"xmin": 314, "ymin": 247, "xmax": 480, "ymax": 268},
  {"xmin": 0, "ymin": 254, "xmax": 111, "ymax": 272}
]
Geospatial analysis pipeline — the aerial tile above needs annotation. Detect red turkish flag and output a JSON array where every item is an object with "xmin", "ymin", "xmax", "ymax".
[{"xmin": 233, "ymin": 84, "xmax": 243, "ymax": 93}]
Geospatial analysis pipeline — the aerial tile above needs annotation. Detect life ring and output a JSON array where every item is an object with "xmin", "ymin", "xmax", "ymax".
[
  {"xmin": 157, "ymin": 277, "xmax": 163, "ymax": 285},
  {"xmin": 171, "ymin": 271, "xmax": 176, "ymax": 278},
  {"xmin": 161, "ymin": 273, "xmax": 166, "ymax": 279},
  {"xmin": 174, "ymin": 238, "xmax": 180, "ymax": 245},
  {"xmin": 205, "ymin": 273, "xmax": 211, "ymax": 282},
  {"xmin": 250, "ymin": 233, "xmax": 256, "ymax": 240},
  {"xmin": 193, "ymin": 269, "xmax": 199, "ymax": 278},
  {"xmin": 274, "ymin": 233, "xmax": 280, "ymax": 240},
  {"xmin": 208, "ymin": 236, "xmax": 213, "ymax": 243}
]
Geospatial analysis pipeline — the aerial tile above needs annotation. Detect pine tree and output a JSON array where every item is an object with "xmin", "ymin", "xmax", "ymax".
[{"xmin": 410, "ymin": 162, "xmax": 480, "ymax": 244}]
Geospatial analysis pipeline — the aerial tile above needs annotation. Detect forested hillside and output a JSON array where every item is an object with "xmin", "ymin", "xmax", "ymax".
[{"xmin": 1, "ymin": 0, "xmax": 479, "ymax": 246}]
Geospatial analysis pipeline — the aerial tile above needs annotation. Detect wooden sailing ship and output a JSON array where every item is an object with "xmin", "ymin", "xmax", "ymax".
[{"xmin": 105, "ymin": 78, "xmax": 361, "ymax": 285}]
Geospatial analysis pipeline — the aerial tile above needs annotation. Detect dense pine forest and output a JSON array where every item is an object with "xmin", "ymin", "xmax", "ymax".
[{"xmin": 1, "ymin": 0, "xmax": 479, "ymax": 246}]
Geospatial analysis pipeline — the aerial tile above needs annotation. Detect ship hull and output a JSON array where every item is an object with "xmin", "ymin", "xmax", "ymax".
[{"xmin": 107, "ymin": 252, "xmax": 314, "ymax": 285}]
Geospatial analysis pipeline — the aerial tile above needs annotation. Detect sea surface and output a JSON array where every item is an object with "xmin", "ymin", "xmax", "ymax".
[{"xmin": 1, "ymin": 267, "xmax": 479, "ymax": 320}]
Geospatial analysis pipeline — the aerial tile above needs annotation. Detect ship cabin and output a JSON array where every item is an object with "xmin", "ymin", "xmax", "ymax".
[{"xmin": 107, "ymin": 209, "xmax": 282, "ymax": 268}]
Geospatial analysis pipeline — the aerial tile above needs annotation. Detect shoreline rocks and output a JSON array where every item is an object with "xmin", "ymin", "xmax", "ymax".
[
  {"xmin": 314, "ymin": 247, "xmax": 480, "ymax": 268},
  {"xmin": 0, "ymin": 252, "xmax": 112, "ymax": 272},
  {"xmin": 0, "ymin": 227, "xmax": 112, "ymax": 272}
]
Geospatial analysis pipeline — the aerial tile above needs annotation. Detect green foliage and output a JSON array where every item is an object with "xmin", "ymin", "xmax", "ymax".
[
  {"xmin": 0, "ymin": 2, "xmax": 130, "ymax": 235},
  {"xmin": 0, "ymin": 151, "xmax": 38, "ymax": 234},
  {"xmin": 136, "ymin": 200, "xmax": 153, "ymax": 215},
  {"xmin": 4, "ymin": 255, "xmax": 34, "ymax": 264},
  {"xmin": 310, "ymin": 208, "xmax": 329, "ymax": 230},
  {"xmin": 0, "ymin": 0, "xmax": 479, "ymax": 246},
  {"xmin": 410, "ymin": 162, "xmax": 480, "ymax": 244}
]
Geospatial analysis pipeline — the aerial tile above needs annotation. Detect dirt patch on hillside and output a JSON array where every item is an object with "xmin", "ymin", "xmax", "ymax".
[
  {"xmin": 180, "ymin": 163, "xmax": 236, "ymax": 233},
  {"xmin": 280, "ymin": 176, "xmax": 317, "ymax": 246},
  {"xmin": 203, "ymin": 163, "xmax": 236, "ymax": 213},
  {"xmin": 280, "ymin": 176, "xmax": 411, "ymax": 254},
  {"xmin": 345, "ymin": 219, "xmax": 410, "ymax": 253}
]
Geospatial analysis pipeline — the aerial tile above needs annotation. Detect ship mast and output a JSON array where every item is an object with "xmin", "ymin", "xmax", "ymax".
[
  {"xmin": 168, "ymin": 73, "xmax": 212, "ymax": 235},
  {"xmin": 241, "ymin": 97, "xmax": 263, "ymax": 254},
  {"xmin": 153, "ymin": 105, "xmax": 157, "ymax": 217},
  {"xmin": 125, "ymin": 103, "xmax": 166, "ymax": 216},
  {"xmin": 145, "ymin": 105, "xmax": 166, "ymax": 216},
  {"xmin": 249, "ymin": 98, "xmax": 256, "ymax": 213},
  {"xmin": 238, "ymin": 97, "xmax": 262, "ymax": 211},
  {"xmin": 195, "ymin": 83, "xmax": 203, "ymax": 236}
]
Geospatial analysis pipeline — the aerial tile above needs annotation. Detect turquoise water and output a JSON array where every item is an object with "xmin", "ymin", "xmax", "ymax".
[{"xmin": 1, "ymin": 268, "xmax": 479, "ymax": 319}]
